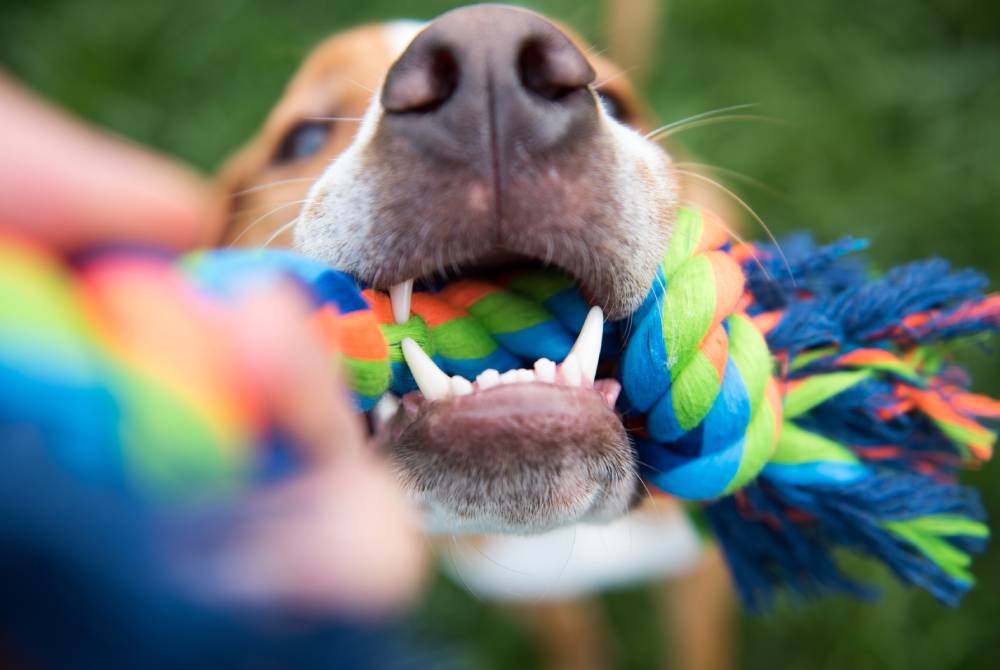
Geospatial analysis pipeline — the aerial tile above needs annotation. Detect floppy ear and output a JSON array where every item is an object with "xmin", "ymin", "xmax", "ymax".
[{"xmin": 606, "ymin": 0, "xmax": 662, "ymax": 84}]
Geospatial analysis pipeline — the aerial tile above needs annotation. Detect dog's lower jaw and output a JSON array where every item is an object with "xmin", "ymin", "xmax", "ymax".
[{"xmin": 382, "ymin": 382, "xmax": 638, "ymax": 535}]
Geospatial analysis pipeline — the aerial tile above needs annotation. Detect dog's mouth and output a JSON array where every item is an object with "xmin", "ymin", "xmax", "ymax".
[{"xmin": 362, "ymin": 254, "xmax": 638, "ymax": 534}]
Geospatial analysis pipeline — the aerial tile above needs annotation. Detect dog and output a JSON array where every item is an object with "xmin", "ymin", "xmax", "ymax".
[{"xmin": 217, "ymin": 5, "xmax": 733, "ymax": 669}]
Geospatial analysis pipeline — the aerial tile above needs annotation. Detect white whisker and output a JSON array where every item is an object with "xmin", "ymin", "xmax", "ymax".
[
  {"xmin": 302, "ymin": 115, "xmax": 364, "ymax": 123},
  {"xmin": 228, "ymin": 200, "xmax": 307, "ymax": 247},
  {"xmin": 258, "ymin": 217, "xmax": 300, "ymax": 249},
  {"xmin": 679, "ymin": 196, "xmax": 774, "ymax": 282},
  {"xmin": 232, "ymin": 177, "xmax": 321, "ymax": 197},
  {"xmin": 644, "ymin": 103, "xmax": 759, "ymax": 140},
  {"xmin": 593, "ymin": 65, "xmax": 637, "ymax": 90},
  {"xmin": 649, "ymin": 114, "xmax": 787, "ymax": 142},
  {"xmin": 673, "ymin": 161, "xmax": 785, "ymax": 198},
  {"xmin": 339, "ymin": 75, "xmax": 376, "ymax": 95},
  {"xmin": 674, "ymin": 170, "xmax": 792, "ymax": 281}
]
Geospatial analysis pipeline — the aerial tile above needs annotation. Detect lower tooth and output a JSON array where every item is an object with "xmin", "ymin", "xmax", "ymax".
[
  {"xmin": 499, "ymin": 370, "xmax": 520, "ymax": 385},
  {"xmin": 516, "ymin": 369, "xmax": 535, "ymax": 383},
  {"xmin": 476, "ymin": 369, "xmax": 500, "ymax": 390},
  {"xmin": 534, "ymin": 358, "xmax": 556, "ymax": 383},
  {"xmin": 450, "ymin": 376, "xmax": 473, "ymax": 396}
]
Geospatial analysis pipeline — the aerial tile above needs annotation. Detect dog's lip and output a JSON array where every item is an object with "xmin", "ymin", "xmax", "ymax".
[
  {"xmin": 382, "ymin": 379, "xmax": 633, "ymax": 532},
  {"xmin": 371, "ymin": 247, "xmax": 561, "ymax": 289},
  {"xmin": 398, "ymin": 377, "xmax": 622, "ymax": 416},
  {"xmin": 387, "ymin": 379, "xmax": 623, "ymax": 457}
]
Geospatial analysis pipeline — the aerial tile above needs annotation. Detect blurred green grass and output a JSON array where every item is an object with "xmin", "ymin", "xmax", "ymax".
[{"xmin": 2, "ymin": 1, "xmax": 998, "ymax": 668}]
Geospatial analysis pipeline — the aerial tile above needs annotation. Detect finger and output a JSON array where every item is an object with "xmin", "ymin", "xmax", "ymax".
[
  {"xmin": 228, "ymin": 281, "xmax": 367, "ymax": 463},
  {"xmin": 0, "ymin": 74, "xmax": 223, "ymax": 251},
  {"xmin": 203, "ymin": 283, "xmax": 428, "ymax": 616},
  {"xmin": 213, "ymin": 460, "xmax": 428, "ymax": 617}
]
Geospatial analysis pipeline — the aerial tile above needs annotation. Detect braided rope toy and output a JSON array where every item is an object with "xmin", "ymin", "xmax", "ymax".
[{"xmin": 2, "ymin": 206, "xmax": 998, "ymax": 608}]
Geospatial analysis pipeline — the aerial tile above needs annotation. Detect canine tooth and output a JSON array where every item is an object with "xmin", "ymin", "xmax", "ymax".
[
  {"xmin": 558, "ymin": 353, "xmax": 583, "ymax": 386},
  {"xmin": 476, "ymin": 368, "xmax": 500, "ymax": 390},
  {"xmin": 450, "ymin": 375, "xmax": 473, "ymax": 396},
  {"xmin": 516, "ymin": 369, "xmax": 536, "ymax": 383},
  {"xmin": 401, "ymin": 337, "xmax": 451, "ymax": 400},
  {"xmin": 566, "ymin": 306, "xmax": 604, "ymax": 383},
  {"xmin": 533, "ymin": 358, "xmax": 556, "ymax": 383},
  {"xmin": 389, "ymin": 279, "xmax": 414, "ymax": 324},
  {"xmin": 500, "ymin": 370, "xmax": 520, "ymax": 385}
]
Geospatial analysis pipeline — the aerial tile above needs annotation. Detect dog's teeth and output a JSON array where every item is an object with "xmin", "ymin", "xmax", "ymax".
[
  {"xmin": 371, "ymin": 393, "xmax": 401, "ymax": 430},
  {"xmin": 558, "ymin": 353, "xmax": 583, "ymax": 386},
  {"xmin": 516, "ymin": 369, "xmax": 536, "ymax": 383},
  {"xmin": 499, "ymin": 370, "xmax": 520, "ymax": 385},
  {"xmin": 533, "ymin": 358, "xmax": 556, "ymax": 383},
  {"xmin": 389, "ymin": 279, "xmax": 414, "ymax": 324},
  {"xmin": 476, "ymin": 368, "xmax": 500, "ymax": 390},
  {"xmin": 401, "ymin": 337, "xmax": 450, "ymax": 400},
  {"xmin": 566, "ymin": 306, "xmax": 604, "ymax": 383},
  {"xmin": 450, "ymin": 375, "xmax": 473, "ymax": 396}
]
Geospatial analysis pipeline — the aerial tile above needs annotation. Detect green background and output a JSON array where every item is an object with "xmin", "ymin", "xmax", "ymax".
[{"xmin": 3, "ymin": 0, "xmax": 998, "ymax": 667}]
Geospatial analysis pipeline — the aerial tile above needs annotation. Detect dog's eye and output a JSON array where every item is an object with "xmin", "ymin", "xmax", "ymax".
[
  {"xmin": 596, "ymin": 90, "xmax": 630, "ymax": 123},
  {"xmin": 273, "ymin": 120, "xmax": 331, "ymax": 164}
]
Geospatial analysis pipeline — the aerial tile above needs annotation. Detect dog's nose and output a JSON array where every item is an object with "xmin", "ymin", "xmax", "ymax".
[{"xmin": 380, "ymin": 5, "xmax": 597, "ymax": 161}]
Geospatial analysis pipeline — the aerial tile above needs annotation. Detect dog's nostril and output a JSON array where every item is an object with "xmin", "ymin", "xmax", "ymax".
[
  {"xmin": 518, "ymin": 36, "xmax": 594, "ymax": 101},
  {"xmin": 382, "ymin": 45, "xmax": 460, "ymax": 113}
]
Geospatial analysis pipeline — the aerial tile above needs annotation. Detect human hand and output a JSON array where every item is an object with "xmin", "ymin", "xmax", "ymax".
[{"xmin": 0, "ymin": 73, "xmax": 425, "ymax": 618}]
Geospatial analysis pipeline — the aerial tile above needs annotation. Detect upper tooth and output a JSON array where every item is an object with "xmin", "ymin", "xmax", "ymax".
[
  {"xmin": 390, "ymin": 279, "xmax": 414, "ymax": 324},
  {"xmin": 476, "ymin": 369, "xmax": 500, "ymax": 390},
  {"xmin": 534, "ymin": 358, "xmax": 556, "ymax": 383},
  {"xmin": 558, "ymin": 353, "xmax": 583, "ymax": 386},
  {"xmin": 566, "ymin": 306, "xmax": 603, "ymax": 383},
  {"xmin": 450, "ymin": 376, "xmax": 473, "ymax": 396},
  {"xmin": 401, "ymin": 337, "xmax": 450, "ymax": 400}
]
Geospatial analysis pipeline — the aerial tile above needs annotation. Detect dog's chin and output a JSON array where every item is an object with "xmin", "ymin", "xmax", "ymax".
[{"xmin": 382, "ymin": 380, "xmax": 637, "ymax": 535}]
